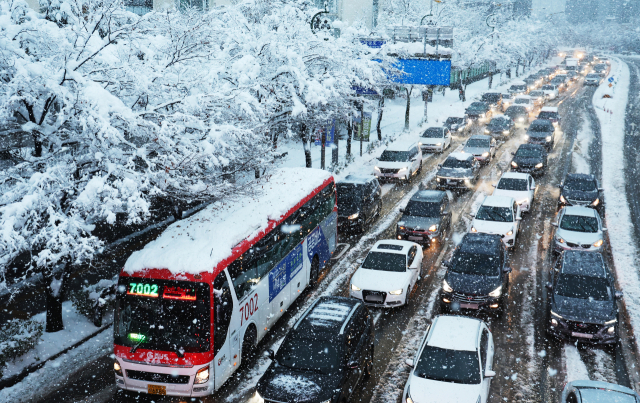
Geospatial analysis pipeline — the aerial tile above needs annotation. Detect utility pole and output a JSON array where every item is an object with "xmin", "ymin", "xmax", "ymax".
[{"xmin": 320, "ymin": 126, "xmax": 326, "ymax": 170}]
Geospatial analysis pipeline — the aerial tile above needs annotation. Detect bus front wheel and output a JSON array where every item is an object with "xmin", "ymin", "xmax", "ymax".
[
  {"xmin": 310, "ymin": 256, "xmax": 320, "ymax": 287},
  {"xmin": 241, "ymin": 326, "xmax": 257, "ymax": 366}
]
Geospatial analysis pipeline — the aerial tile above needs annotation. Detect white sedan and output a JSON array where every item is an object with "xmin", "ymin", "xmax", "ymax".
[
  {"xmin": 492, "ymin": 172, "xmax": 536, "ymax": 213},
  {"xmin": 470, "ymin": 196, "xmax": 522, "ymax": 248},
  {"xmin": 403, "ymin": 315, "xmax": 495, "ymax": 403},
  {"xmin": 350, "ymin": 240, "xmax": 423, "ymax": 307}
]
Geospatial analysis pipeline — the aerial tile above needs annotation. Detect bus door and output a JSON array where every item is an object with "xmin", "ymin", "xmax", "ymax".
[{"xmin": 213, "ymin": 270, "xmax": 235, "ymax": 388}]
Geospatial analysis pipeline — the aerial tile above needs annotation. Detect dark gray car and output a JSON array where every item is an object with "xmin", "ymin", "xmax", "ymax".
[
  {"xmin": 504, "ymin": 105, "xmax": 529, "ymax": 125},
  {"xmin": 337, "ymin": 175, "xmax": 382, "ymax": 233},
  {"xmin": 444, "ymin": 117, "xmax": 469, "ymax": 133},
  {"xmin": 484, "ymin": 116, "xmax": 515, "ymax": 139},
  {"xmin": 435, "ymin": 153, "xmax": 480, "ymax": 191},
  {"xmin": 558, "ymin": 173, "xmax": 604, "ymax": 213},
  {"xmin": 526, "ymin": 119, "xmax": 556, "ymax": 150},
  {"xmin": 547, "ymin": 251, "xmax": 621, "ymax": 344},
  {"xmin": 397, "ymin": 190, "xmax": 451, "ymax": 247},
  {"xmin": 465, "ymin": 102, "xmax": 491, "ymax": 120}
]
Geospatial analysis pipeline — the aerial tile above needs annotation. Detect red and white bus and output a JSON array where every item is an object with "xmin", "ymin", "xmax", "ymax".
[{"xmin": 113, "ymin": 168, "xmax": 337, "ymax": 397}]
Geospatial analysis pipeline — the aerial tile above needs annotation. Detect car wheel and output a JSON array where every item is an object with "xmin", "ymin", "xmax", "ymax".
[
  {"xmin": 359, "ymin": 215, "xmax": 367, "ymax": 233},
  {"xmin": 417, "ymin": 162, "xmax": 423, "ymax": 175},
  {"xmin": 364, "ymin": 345, "xmax": 374, "ymax": 379}
]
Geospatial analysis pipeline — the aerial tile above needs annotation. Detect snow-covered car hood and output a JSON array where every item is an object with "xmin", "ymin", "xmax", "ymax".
[
  {"xmin": 493, "ymin": 189, "xmax": 531, "ymax": 203},
  {"xmin": 512, "ymin": 156, "xmax": 543, "ymax": 166},
  {"xmin": 552, "ymin": 295, "xmax": 615, "ymax": 324},
  {"xmin": 445, "ymin": 271, "xmax": 501, "ymax": 296},
  {"xmin": 407, "ymin": 375, "xmax": 482, "ymax": 403},
  {"xmin": 351, "ymin": 267, "xmax": 412, "ymax": 293},
  {"xmin": 461, "ymin": 146, "xmax": 489, "ymax": 156},
  {"xmin": 555, "ymin": 228, "xmax": 603, "ymax": 245},
  {"xmin": 437, "ymin": 167, "xmax": 473, "ymax": 179},
  {"xmin": 527, "ymin": 131, "xmax": 553, "ymax": 139},
  {"xmin": 471, "ymin": 219, "xmax": 514, "ymax": 236},
  {"xmin": 256, "ymin": 365, "xmax": 338, "ymax": 403},
  {"xmin": 377, "ymin": 161, "xmax": 411, "ymax": 170},
  {"xmin": 398, "ymin": 215, "xmax": 442, "ymax": 232},
  {"xmin": 421, "ymin": 137, "xmax": 446, "ymax": 145}
]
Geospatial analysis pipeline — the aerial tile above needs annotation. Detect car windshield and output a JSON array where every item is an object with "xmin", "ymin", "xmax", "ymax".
[
  {"xmin": 276, "ymin": 338, "xmax": 342, "ymax": 373},
  {"xmin": 538, "ymin": 111, "xmax": 559, "ymax": 119},
  {"xmin": 476, "ymin": 205, "xmax": 513, "ymax": 222},
  {"xmin": 516, "ymin": 148, "xmax": 542, "ymax": 158},
  {"xmin": 564, "ymin": 177, "xmax": 596, "ymax": 191},
  {"xmin": 542, "ymin": 85, "xmax": 555, "ymax": 90},
  {"xmin": 556, "ymin": 274, "xmax": 611, "ymax": 301},
  {"xmin": 362, "ymin": 251, "xmax": 406, "ymax": 272},
  {"xmin": 488, "ymin": 118, "xmax": 509, "ymax": 128},
  {"xmin": 578, "ymin": 389, "xmax": 636, "ymax": 403},
  {"xmin": 467, "ymin": 102, "xmax": 486, "ymax": 110},
  {"xmin": 414, "ymin": 345, "xmax": 481, "ymax": 384},
  {"xmin": 506, "ymin": 106, "xmax": 527, "ymax": 115},
  {"xmin": 337, "ymin": 184, "xmax": 362, "ymax": 211},
  {"xmin": 380, "ymin": 150, "xmax": 411, "ymax": 162},
  {"xmin": 423, "ymin": 128, "xmax": 444, "ymax": 138},
  {"xmin": 446, "ymin": 117, "xmax": 464, "ymax": 125},
  {"xmin": 481, "ymin": 94, "xmax": 500, "ymax": 102},
  {"xmin": 466, "ymin": 138, "xmax": 490, "ymax": 148},
  {"xmin": 530, "ymin": 91, "xmax": 544, "ymax": 97},
  {"xmin": 529, "ymin": 123, "xmax": 553, "ymax": 132},
  {"xmin": 586, "ymin": 74, "xmax": 600, "ymax": 79},
  {"xmin": 405, "ymin": 201, "xmax": 441, "ymax": 217},
  {"xmin": 497, "ymin": 178, "xmax": 528, "ymax": 191},
  {"xmin": 515, "ymin": 98, "xmax": 530, "ymax": 105},
  {"xmin": 450, "ymin": 251, "xmax": 501, "ymax": 276},
  {"xmin": 442, "ymin": 158, "xmax": 472, "ymax": 169},
  {"xmin": 560, "ymin": 214, "xmax": 599, "ymax": 232},
  {"xmin": 511, "ymin": 85, "xmax": 526, "ymax": 90},
  {"xmin": 114, "ymin": 280, "xmax": 210, "ymax": 353}
]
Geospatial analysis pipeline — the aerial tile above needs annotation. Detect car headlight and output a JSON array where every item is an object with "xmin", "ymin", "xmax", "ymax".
[
  {"xmin": 592, "ymin": 198, "xmax": 600, "ymax": 206},
  {"xmin": 560, "ymin": 195, "xmax": 567, "ymax": 203},
  {"xmin": 374, "ymin": 166, "xmax": 380, "ymax": 171},
  {"xmin": 605, "ymin": 318, "xmax": 617, "ymax": 325},
  {"xmin": 484, "ymin": 129, "xmax": 490, "ymax": 134},
  {"xmin": 406, "ymin": 396, "xmax": 415, "ymax": 403},
  {"xmin": 442, "ymin": 280, "xmax": 453, "ymax": 293},
  {"xmin": 488, "ymin": 285, "xmax": 502, "ymax": 297},
  {"xmin": 398, "ymin": 167, "xmax": 409, "ymax": 173},
  {"xmin": 436, "ymin": 177, "xmax": 441, "ymax": 182},
  {"xmin": 389, "ymin": 289, "xmax": 403, "ymax": 295},
  {"xmin": 511, "ymin": 161, "xmax": 518, "ymax": 168},
  {"xmin": 351, "ymin": 283, "xmax": 361, "ymax": 291},
  {"xmin": 551, "ymin": 310, "xmax": 563, "ymax": 319},
  {"xmin": 458, "ymin": 127, "xmax": 464, "ymax": 132},
  {"xmin": 546, "ymin": 136, "xmax": 552, "ymax": 141},
  {"xmin": 519, "ymin": 117, "xmax": 525, "ymax": 122},
  {"xmin": 535, "ymin": 163, "xmax": 543, "ymax": 168},
  {"xmin": 593, "ymin": 239, "xmax": 603, "ymax": 248},
  {"xmin": 503, "ymin": 130, "xmax": 509, "ymax": 135},
  {"xmin": 506, "ymin": 229, "xmax": 513, "ymax": 236},
  {"xmin": 607, "ymin": 326, "xmax": 615, "ymax": 334},
  {"xmin": 482, "ymin": 152, "xmax": 490, "ymax": 157},
  {"xmin": 551, "ymin": 318, "xmax": 558, "ymax": 326},
  {"xmin": 481, "ymin": 113, "xmax": 485, "ymax": 118},
  {"xmin": 556, "ymin": 236, "xmax": 565, "ymax": 243},
  {"xmin": 348, "ymin": 213, "xmax": 359, "ymax": 220},
  {"xmin": 194, "ymin": 366, "xmax": 210, "ymax": 384},
  {"xmin": 429, "ymin": 224, "xmax": 438, "ymax": 232},
  {"xmin": 435, "ymin": 143, "xmax": 442, "ymax": 146},
  {"xmin": 471, "ymin": 226, "xmax": 477, "ymax": 233},
  {"xmin": 114, "ymin": 360, "xmax": 123, "ymax": 376}
]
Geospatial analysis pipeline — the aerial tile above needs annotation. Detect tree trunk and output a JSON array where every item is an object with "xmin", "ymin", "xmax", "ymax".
[
  {"xmin": 488, "ymin": 73, "xmax": 493, "ymax": 89},
  {"xmin": 377, "ymin": 97, "xmax": 384, "ymax": 141},
  {"xmin": 321, "ymin": 127, "xmax": 326, "ymax": 170},
  {"xmin": 404, "ymin": 86, "xmax": 412, "ymax": 131},
  {"xmin": 346, "ymin": 120, "xmax": 352, "ymax": 156},
  {"xmin": 299, "ymin": 123, "xmax": 311, "ymax": 168},
  {"xmin": 33, "ymin": 132, "xmax": 43, "ymax": 158},
  {"xmin": 45, "ymin": 268, "xmax": 68, "ymax": 333}
]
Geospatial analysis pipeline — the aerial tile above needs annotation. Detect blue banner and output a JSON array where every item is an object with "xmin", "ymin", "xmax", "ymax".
[
  {"xmin": 314, "ymin": 120, "xmax": 335, "ymax": 146},
  {"xmin": 387, "ymin": 59, "xmax": 452, "ymax": 86},
  {"xmin": 269, "ymin": 243, "xmax": 303, "ymax": 302}
]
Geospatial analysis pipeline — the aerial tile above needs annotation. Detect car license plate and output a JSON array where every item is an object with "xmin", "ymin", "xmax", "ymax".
[
  {"xmin": 460, "ymin": 302, "xmax": 479, "ymax": 310},
  {"xmin": 148, "ymin": 384, "xmax": 166, "ymax": 395},
  {"xmin": 447, "ymin": 180, "xmax": 457, "ymax": 185},
  {"xmin": 571, "ymin": 332, "xmax": 594, "ymax": 339},
  {"xmin": 408, "ymin": 236, "xmax": 423, "ymax": 241},
  {"xmin": 365, "ymin": 295, "xmax": 384, "ymax": 303}
]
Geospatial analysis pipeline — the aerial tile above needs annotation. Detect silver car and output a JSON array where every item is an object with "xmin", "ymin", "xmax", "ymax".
[
  {"xmin": 462, "ymin": 135, "xmax": 496, "ymax": 164},
  {"xmin": 561, "ymin": 380, "xmax": 640, "ymax": 403},
  {"xmin": 552, "ymin": 206, "xmax": 606, "ymax": 254}
]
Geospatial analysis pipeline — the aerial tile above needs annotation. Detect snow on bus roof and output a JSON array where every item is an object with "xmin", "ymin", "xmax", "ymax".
[{"xmin": 124, "ymin": 168, "xmax": 333, "ymax": 275}]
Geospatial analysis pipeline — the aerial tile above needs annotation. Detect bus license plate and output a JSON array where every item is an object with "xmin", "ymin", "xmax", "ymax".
[
  {"xmin": 571, "ymin": 332, "xmax": 593, "ymax": 339},
  {"xmin": 148, "ymin": 384, "xmax": 166, "ymax": 395}
]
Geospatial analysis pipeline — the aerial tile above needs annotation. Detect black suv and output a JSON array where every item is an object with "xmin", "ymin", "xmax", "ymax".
[
  {"xmin": 440, "ymin": 233, "xmax": 511, "ymax": 315},
  {"xmin": 510, "ymin": 144, "xmax": 547, "ymax": 176},
  {"xmin": 546, "ymin": 251, "xmax": 622, "ymax": 344},
  {"xmin": 444, "ymin": 117, "xmax": 468, "ymax": 133},
  {"xmin": 504, "ymin": 105, "xmax": 529, "ymax": 125},
  {"xmin": 397, "ymin": 190, "xmax": 451, "ymax": 246},
  {"xmin": 485, "ymin": 116, "xmax": 515, "ymax": 139},
  {"xmin": 257, "ymin": 297, "xmax": 374, "ymax": 403},
  {"xmin": 337, "ymin": 175, "xmax": 382, "ymax": 233},
  {"xmin": 558, "ymin": 173, "xmax": 604, "ymax": 212},
  {"xmin": 480, "ymin": 92, "xmax": 502, "ymax": 110},
  {"xmin": 526, "ymin": 119, "xmax": 556, "ymax": 150},
  {"xmin": 465, "ymin": 102, "xmax": 492, "ymax": 121}
]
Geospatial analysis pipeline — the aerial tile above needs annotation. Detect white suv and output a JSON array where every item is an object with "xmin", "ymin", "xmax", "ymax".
[
  {"xmin": 350, "ymin": 240, "xmax": 423, "ymax": 307},
  {"xmin": 470, "ymin": 196, "xmax": 522, "ymax": 248},
  {"xmin": 374, "ymin": 141, "xmax": 423, "ymax": 182},
  {"xmin": 513, "ymin": 95, "xmax": 535, "ymax": 112},
  {"xmin": 492, "ymin": 172, "xmax": 536, "ymax": 213},
  {"xmin": 403, "ymin": 315, "xmax": 495, "ymax": 403}
]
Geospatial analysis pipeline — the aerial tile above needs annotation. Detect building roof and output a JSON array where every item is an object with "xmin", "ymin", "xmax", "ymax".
[
  {"xmin": 427, "ymin": 315, "xmax": 481, "ymax": 352},
  {"xmin": 482, "ymin": 195, "xmax": 515, "ymax": 208}
]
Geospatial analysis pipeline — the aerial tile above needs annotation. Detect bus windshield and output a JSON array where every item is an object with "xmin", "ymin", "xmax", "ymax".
[{"xmin": 114, "ymin": 279, "xmax": 211, "ymax": 354}]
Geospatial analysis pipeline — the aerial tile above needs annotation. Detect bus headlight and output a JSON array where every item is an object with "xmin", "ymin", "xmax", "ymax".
[
  {"xmin": 114, "ymin": 360, "xmax": 123, "ymax": 376},
  {"xmin": 351, "ymin": 283, "xmax": 361, "ymax": 291},
  {"xmin": 195, "ymin": 366, "xmax": 210, "ymax": 384}
]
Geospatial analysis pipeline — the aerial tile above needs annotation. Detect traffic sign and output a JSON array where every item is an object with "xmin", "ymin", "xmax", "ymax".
[{"xmin": 608, "ymin": 77, "xmax": 614, "ymax": 83}]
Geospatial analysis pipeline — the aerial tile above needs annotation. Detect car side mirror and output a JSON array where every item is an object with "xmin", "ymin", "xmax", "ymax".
[
  {"xmin": 356, "ymin": 258, "xmax": 364, "ymax": 264},
  {"xmin": 602, "ymin": 228, "xmax": 608, "ymax": 232},
  {"xmin": 558, "ymin": 184, "xmax": 563, "ymax": 189},
  {"xmin": 615, "ymin": 290, "xmax": 624, "ymax": 299},
  {"xmin": 347, "ymin": 361, "xmax": 359, "ymax": 370},
  {"xmin": 551, "ymin": 222, "xmax": 558, "ymax": 227},
  {"xmin": 442, "ymin": 260, "xmax": 450, "ymax": 268},
  {"xmin": 598, "ymin": 188, "xmax": 604, "ymax": 192},
  {"xmin": 546, "ymin": 282, "xmax": 553, "ymax": 291},
  {"xmin": 491, "ymin": 184, "xmax": 496, "ymax": 188},
  {"xmin": 405, "ymin": 358, "xmax": 415, "ymax": 367},
  {"xmin": 265, "ymin": 349, "xmax": 275, "ymax": 360},
  {"xmin": 437, "ymin": 164, "xmax": 442, "ymax": 169},
  {"xmin": 511, "ymin": 152, "xmax": 515, "ymax": 156},
  {"xmin": 399, "ymin": 208, "xmax": 405, "ymax": 213},
  {"xmin": 503, "ymin": 267, "xmax": 512, "ymax": 274},
  {"xmin": 516, "ymin": 217, "xmax": 522, "ymax": 221},
  {"xmin": 485, "ymin": 370, "xmax": 496, "ymax": 378}
]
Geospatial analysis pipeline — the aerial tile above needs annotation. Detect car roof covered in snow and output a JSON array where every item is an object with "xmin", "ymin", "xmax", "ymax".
[
  {"xmin": 339, "ymin": 175, "xmax": 375, "ymax": 185},
  {"xmin": 467, "ymin": 134, "xmax": 492, "ymax": 141},
  {"xmin": 562, "ymin": 205, "xmax": 598, "ymax": 218},
  {"xmin": 541, "ymin": 107, "xmax": 559, "ymax": 112},
  {"xmin": 511, "ymin": 80, "xmax": 527, "ymax": 85},
  {"xmin": 515, "ymin": 95, "xmax": 532, "ymax": 100},
  {"xmin": 490, "ymin": 114, "xmax": 508, "ymax": 120},
  {"xmin": 427, "ymin": 315, "xmax": 482, "ymax": 351},
  {"xmin": 123, "ymin": 167, "xmax": 333, "ymax": 276},
  {"xmin": 386, "ymin": 140, "xmax": 419, "ymax": 151},
  {"xmin": 565, "ymin": 173, "xmax": 595, "ymax": 181},
  {"xmin": 371, "ymin": 240, "xmax": 413, "ymax": 255},
  {"xmin": 293, "ymin": 296, "xmax": 361, "ymax": 338},
  {"xmin": 410, "ymin": 190, "xmax": 447, "ymax": 203},
  {"xmin": 447, "ymin": 152, "xmax": 474, "ymax": 162},
  {"xmin": 481, "ymin": 195, "xmax": 515, "ymax": 208},
  {"xmin": 458, "ymin": 233, "xmax": 504, "ymax": 256},
  {"xmin": 561, "ymin": 251, "xmax": 606, "ymax": 278},
  {"xmin": 499, "ymin": 172, "xmax": 530, "ymax": 180}
]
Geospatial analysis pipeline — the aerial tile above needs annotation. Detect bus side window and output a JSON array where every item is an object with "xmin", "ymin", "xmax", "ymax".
[
  {"xmin": 213, "ymin": 272, "xmax": 233, "ymax": 357},
  {"xmin": 228, "ymin": 255, "xmax": 259, "ymax": 302}
]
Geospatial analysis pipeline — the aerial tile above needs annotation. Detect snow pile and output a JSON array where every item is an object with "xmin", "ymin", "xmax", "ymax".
[
  {"xmin": 124, "ymin": 168, "xmax": 332, "ymax": 275},
  {"xmin": 571, "ymin": 112, "xmax": 593, "ymax": 174}
]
